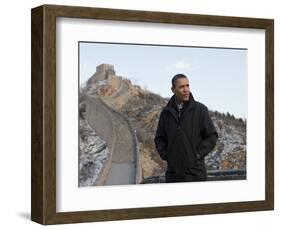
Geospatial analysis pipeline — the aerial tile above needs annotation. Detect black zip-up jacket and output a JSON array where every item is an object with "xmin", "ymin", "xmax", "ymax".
[{"xmin": 154, "ymin": 92, "xmax": 218, "ymax": 177}]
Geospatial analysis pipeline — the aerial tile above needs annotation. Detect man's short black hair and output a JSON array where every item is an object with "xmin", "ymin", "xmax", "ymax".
[{"xmin": 171, "ymin": 74, "xmax": 187, "ymax": 88}]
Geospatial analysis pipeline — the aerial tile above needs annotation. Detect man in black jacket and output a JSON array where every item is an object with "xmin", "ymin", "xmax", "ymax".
[{"xmin": 154, "ymin": 74, "xmax": 218, "ymax": 183}]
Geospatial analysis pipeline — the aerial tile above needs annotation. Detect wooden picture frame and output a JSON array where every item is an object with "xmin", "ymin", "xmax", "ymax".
[{"xmin": 31, "ymin": 4, "xmax": 274, "ymax": 225}]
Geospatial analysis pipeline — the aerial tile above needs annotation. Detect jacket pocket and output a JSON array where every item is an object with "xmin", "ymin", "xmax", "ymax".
[{"xmin": 166, "ymin": 128, "xmax": 197, "ymax": 170}]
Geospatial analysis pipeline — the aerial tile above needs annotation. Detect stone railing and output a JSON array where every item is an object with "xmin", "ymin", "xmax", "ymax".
[
  {"xmin": 85, "ymin": 96, "xmax": 116, "ymax": 186},
  {"xmin": 140, "ymin": 169, "xmax": 246, "ymax": 184}
]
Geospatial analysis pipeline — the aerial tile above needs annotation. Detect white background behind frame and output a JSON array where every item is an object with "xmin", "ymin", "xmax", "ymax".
[
  {"xmin": 0, "ymin": 0, "xmax": 279, "ymax": 229},
  {"xmin": 56, "ymin": 17, "xmax": 265, "ymax": 212}
]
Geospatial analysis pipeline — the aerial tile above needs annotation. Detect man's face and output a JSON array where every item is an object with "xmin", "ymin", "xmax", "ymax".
[{"xmin": 171, "ymin": 77, "xmax": 190, "ymax": 102}]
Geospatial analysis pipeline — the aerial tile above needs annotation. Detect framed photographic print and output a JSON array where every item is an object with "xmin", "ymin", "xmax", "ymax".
[{"xmin": 31, "ymin": 4, "xmax": 274, "ymax": 225}]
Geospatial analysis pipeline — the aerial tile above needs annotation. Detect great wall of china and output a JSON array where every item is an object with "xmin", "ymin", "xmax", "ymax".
[{"xmin": 83, "ymin": 64, "xmax": 142, "ymax": 185}]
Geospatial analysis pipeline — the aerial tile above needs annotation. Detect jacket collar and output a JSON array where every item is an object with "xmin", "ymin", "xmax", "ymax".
[{"xmin": 164, "ymin": 92, "xmax": 196, "ymax": 122}]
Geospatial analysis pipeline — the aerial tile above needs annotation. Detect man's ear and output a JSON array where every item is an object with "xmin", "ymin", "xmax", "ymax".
[{"xmin": 171, "ymin": 87, "xmax": 175, "ymax": 93}]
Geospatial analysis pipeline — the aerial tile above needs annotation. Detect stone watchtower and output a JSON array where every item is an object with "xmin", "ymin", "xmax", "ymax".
[
  {"xmin": 87, "ymin": 63, "xmax": 116, "ymax": 85},
  {"xmin": 86, "ymin": 63, "xmax": 123, "ymax": 96},
  {"xmin": 96, "ymin": 64, "xmax": 115, "ymax": 76}
]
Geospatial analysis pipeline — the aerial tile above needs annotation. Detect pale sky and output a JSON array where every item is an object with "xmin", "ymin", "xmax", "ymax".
[{"xmin": 79, "ymin": 42, "xmax": 247, "ymax": 119}]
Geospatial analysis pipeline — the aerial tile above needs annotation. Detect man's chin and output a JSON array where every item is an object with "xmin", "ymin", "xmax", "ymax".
[{"xmin": 182, "ymin": 96, "xmax": 189, "ymax": 101}]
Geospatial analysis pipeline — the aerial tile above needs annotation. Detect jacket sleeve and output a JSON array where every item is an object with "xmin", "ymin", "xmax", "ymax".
[
  {"xmin": 197, "ymin": 106, "xmax": 218, "ymax": 159},
  {"xmin": 154, "ymin": 110, "xmax": 168, "ymax": 161}
]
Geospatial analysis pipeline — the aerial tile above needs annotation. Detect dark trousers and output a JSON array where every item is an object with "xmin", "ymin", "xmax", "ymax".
[{"xmin": 165, "ymin": 164, "xmax": 207, "ymax": 183}]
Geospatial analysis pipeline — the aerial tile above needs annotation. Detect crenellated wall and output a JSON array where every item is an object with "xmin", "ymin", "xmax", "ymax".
[{"xmin": 84, "ymin": 63, "xmax": 142, "ymax": 184}]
